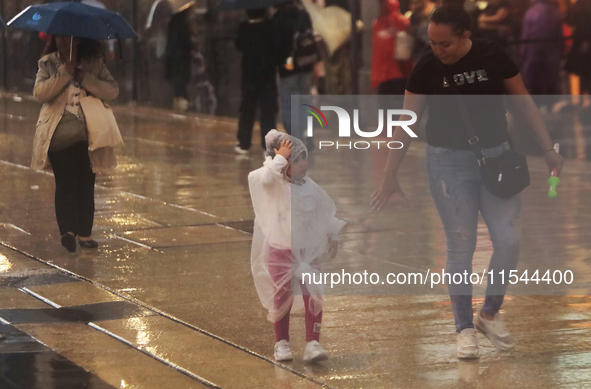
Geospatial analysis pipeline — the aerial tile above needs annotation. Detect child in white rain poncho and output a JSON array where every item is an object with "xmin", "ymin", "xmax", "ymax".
[{"xmin": 248, "ymin": 130, "xmax": 345, "ymax": 363}]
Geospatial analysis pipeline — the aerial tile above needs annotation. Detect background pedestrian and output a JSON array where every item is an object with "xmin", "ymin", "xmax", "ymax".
[{"xmin": 31, "ymin": 34, "xmax": 119, "ymax": 253}]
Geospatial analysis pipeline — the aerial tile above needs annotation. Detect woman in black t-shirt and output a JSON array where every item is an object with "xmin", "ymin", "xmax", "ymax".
[{"xmin": 371, "ymin": 0, "xmax": 563, "ymax": 360}]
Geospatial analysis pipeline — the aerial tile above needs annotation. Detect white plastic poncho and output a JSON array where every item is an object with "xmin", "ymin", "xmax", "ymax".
[{"xmin": 248, "ymin": 130, "xmax": 346, "ymax": 323}]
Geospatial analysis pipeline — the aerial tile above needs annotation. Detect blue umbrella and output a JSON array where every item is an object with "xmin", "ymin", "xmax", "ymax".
[
  {"xmin": 7, "ymin": 1, "xmax": 138, "ymax": 40},
  {"xmin": 216, "ymin": 0, "xmax": 293, "ymax": 11}
]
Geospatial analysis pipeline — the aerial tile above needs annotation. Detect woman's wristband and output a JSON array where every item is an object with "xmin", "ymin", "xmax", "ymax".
[{"xmin": 544, "ymin": 148, "xmax": 556, "ymax": 154}]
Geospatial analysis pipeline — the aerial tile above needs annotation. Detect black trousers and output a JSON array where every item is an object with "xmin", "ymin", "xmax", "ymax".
[
  {"xmin": 47, "ymin": 141, "xmax": 96, "ymax": 237},
  {"xmin": 237, "ymin": 86, "xmax": 277, "ymax": 150},
  {"xmin": 173, "ymin": 78, "xmax": 188, "ymax": 99}
]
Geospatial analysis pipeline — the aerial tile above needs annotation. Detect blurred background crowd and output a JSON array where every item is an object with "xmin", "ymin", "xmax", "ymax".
[{"xmin": 0, "ymin": 0, "xmax": 588, "ymax": 117}]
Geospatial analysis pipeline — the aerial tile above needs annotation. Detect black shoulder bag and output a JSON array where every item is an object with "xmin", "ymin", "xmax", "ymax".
[{"xmin": 439, "ymin": 63, "xmax": 530, "ymax": 199}]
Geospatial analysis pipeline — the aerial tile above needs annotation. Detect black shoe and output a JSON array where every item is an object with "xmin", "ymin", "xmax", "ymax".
[
  {"xmin": 61, "ymin": 232, "xmax": 77, "ymax": 253},
  {"xmin": 78, "ymin": 238, "xmax": 98, "ymax": 249}
]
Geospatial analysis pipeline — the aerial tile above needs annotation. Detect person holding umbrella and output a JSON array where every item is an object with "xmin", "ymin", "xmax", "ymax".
[
  {"xmin": 8, "ymin": 2, "xmax": 136, "ymax": 253},
  {"xmin": 31, "ymin": 34, "xmax": 118, "ymax": 253}
]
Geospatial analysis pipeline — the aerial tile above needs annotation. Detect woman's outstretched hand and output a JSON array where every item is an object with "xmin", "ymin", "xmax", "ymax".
[
  {"xmin": 328, "ymin": 239, "xmax": 338, "ymax": 259},
  {"xmin": 371, "ymin": 174, "xmax": 406, "ymax": 210},
  {"xmin": 275, "ymin": 139, "xmax": 293, "ymax": 160}
]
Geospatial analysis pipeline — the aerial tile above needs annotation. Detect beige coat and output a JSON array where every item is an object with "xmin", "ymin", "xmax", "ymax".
[{"xmin": 31, "ymin": 52, "xmax": 119, "ymax": 172}]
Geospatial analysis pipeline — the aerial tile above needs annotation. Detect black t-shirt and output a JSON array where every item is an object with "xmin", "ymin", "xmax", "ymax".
[{"xmin": 406, "ymin": 39, "xmax": 520, "ymax": 150}]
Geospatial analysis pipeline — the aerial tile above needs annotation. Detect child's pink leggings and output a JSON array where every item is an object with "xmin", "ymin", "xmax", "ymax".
[{"xmin": 267, "ymin": 247, "xmax": 322, "ymax": 343}]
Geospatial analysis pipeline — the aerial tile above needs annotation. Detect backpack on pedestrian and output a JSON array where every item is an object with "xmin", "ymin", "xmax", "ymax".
[{"xmin": 287, "ymin": 29, "xmax": 321, "ymax": 73}]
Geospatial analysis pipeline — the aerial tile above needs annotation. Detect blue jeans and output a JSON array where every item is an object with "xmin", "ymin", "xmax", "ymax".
[
  {"xmin": 426, "ymin": 142, "xmax": 522, "ymax": 333},
  {"xmin": 279, "ymin": 72, "xmax": 313, "ymax": 140}
]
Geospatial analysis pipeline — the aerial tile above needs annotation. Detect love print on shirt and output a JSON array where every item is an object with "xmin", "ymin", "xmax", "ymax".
[{"xmin": 443, "ymin": 69, "xmax": 489, "ymax": 87}]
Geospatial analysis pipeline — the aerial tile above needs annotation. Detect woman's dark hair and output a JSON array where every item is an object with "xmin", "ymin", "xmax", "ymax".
[
  {"xmin": 41, "ymin": 35, "xmax": 105, "ymax": 60},
  {"xmin": 431, "ymin": 0, "xmax": 472, "ymax": 36}
]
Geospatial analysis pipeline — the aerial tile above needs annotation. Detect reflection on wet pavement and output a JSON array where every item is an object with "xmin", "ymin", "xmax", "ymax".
[
  {"xmin": 0, "ymin": 323, "xmax": 116, "ymax": 389},
  {"xmin": 0, "ymin": 94, "xmax": 591, "ymax": 387}
]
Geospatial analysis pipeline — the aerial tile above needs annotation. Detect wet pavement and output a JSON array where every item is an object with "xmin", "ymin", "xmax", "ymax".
[
  {"xmin": 0, "ymin": 323, "xmax": 116, "ymax": 389},
  {"xmin": 1, "ymin": 94, "xmax": 591, "ymax": 388}
]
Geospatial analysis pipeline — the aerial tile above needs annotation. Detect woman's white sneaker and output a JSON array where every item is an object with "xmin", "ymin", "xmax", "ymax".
[
  {"xmin": 457, "ymin": 328, "xmax": 479, "ymax": 359},
  {"xmin": 274, "ymin": 340, "xmax": 293, "ymax": 362},
  {"xmin": 475, "ymin": 311, "xmax": 515, "ymax": 351},
  {"xmin": 303, "ymin": 340, "xmax": 329, "ymax": 363}
]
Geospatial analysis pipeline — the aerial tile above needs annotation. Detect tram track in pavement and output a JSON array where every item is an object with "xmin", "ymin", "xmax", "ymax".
[{"xmin": 0, "ymin": 157, "xmax": 331, "ymax": 389}]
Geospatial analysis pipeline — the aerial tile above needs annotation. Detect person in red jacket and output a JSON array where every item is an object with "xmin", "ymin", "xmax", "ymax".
[{"xmin": 371, "ymin": 0, "xmax": 414, "ymax": 94}]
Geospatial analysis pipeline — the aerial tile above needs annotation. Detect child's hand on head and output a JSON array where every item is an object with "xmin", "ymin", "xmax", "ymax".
[{"xmin": 275, "ymin": 139, "xmax": 293, "ymax": 160}]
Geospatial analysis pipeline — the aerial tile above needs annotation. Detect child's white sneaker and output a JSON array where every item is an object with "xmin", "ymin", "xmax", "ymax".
[
  {"xmin": 303, "ymin": 340, "xmax": 329, "ymax": 363},
  {"xmin": 274, "ymin": 340, "xmax": 293, "ymax": 362}
]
